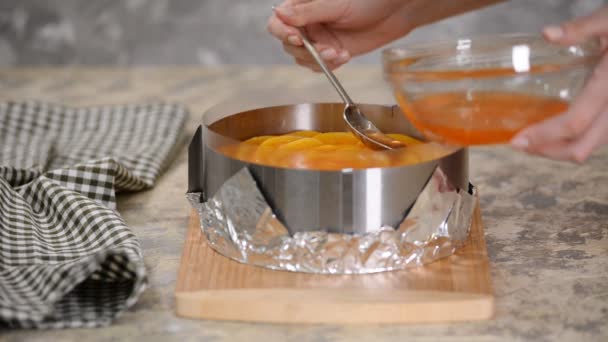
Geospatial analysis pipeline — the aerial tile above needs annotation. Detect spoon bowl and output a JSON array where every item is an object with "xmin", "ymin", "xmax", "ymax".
[
  {"xmin": 296, "ymin": 28, "xmax": 406, "ymax": 150},
  {"xmin": 343, "ymin": 105, "xmax": 408, "ymax": 149}
]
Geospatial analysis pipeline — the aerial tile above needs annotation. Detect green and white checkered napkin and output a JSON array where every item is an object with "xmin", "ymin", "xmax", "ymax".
[{"xmin": 0, "ymin": 101, "xmax": 187, "ymax": 328}]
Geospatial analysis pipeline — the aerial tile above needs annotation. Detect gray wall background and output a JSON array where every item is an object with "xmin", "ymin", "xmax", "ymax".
[{"xmin": 0, "ymin": 0, "xmax": 606, "ymax": 67}]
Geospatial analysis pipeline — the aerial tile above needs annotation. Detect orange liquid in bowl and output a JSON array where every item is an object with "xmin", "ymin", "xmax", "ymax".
[
  {"xmin": 395, "ymin": 91, "xmax": 568, "ymax": 146},
  {"xmin": 218, "ymin": 131, "xmax": 455, "ymax": 170}
]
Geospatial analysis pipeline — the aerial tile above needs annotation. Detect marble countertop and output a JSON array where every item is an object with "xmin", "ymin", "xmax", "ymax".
[{"xmin": 1, "ymin": 67, "xmax": 607, "ymax": 342}]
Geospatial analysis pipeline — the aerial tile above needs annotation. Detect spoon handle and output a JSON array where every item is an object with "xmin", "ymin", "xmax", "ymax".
[{"xmin": 297, "ymin": 28, "xmax": 355, "ymax": 106}]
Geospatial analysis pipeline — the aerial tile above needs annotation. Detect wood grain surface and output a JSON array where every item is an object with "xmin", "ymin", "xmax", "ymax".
[{"xmin": 175, "ymin": 204, "xmax": 494, "ymax": 324}]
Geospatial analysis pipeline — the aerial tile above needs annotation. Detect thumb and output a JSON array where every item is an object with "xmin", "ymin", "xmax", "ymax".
[
  {"xmin": 274, "ymin": 0, "xmax": 348, "ymax": 27},
  {"xmin": 544, "ymin": 7, "xmax": 608, "ymax": 45}
]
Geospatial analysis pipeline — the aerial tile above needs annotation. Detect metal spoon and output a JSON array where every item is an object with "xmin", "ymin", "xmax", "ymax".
[{"xmin": 297, "ymin": 29, "xmax": 405, "ymax": 150}]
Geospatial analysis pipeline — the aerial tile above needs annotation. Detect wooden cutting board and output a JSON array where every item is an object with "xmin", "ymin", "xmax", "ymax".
[{"xmin": 175, "ymin": 204, "xmax": 493, "ymax": 324}]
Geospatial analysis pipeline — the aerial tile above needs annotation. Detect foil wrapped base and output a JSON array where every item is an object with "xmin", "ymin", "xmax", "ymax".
[{"xmin": 188, "ymin": 167, "xmax": 477, "ymax": 274}]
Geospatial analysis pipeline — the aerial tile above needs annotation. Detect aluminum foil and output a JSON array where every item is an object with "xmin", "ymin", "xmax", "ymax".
[{"xmin": 187, "ymin": 167, "xmax": 477, "ymax": 274}]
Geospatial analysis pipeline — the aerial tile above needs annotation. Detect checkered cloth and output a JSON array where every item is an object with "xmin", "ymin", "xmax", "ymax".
[{"xmin": 0, "ymin": 101, "xmax": 187, "ymax": 328}]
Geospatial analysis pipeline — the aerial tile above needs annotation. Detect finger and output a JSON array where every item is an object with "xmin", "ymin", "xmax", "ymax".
[
  {"xmin": 294, "ymin": 58, "xmax": 345, "ymax": 72},
  {"xmin": 305, "ymin": 22, "xmax": 344, "ymax": 50},
  {"xmin": 531, "ymin": 108, "xmax": 608, "ymax": 163},
  {"xmin": 511, "ymin": 113, "xmax": 570, "ymax": 151},
  {"xmin": 293, "ymin": 23, "xmax": 348, "ymax": 61},
  {"xmin": 294, "ymin": 57, "xmax": 346, "ymax": 72},
  {"xmin": 544, "ymin": 7, "xmax": 608, "ymax": 44},
  {"xmin": 294, "ymin": 57, "xmax": 323, "ymax": 72},
  {"xmin": 283, "ymin": 43, "xmax": 350, "ymax": 64},
  {"xmin": 601, "ymin": 36, "xmax": 608, "ymax": 51},
  {"xmin": 274, "ymin": 0, "xmax": 349, "ymax": 27},
  {"xmin": 267, "ymin": 13, "xmax": 303, "ymax": 46},
  {"xmin": 566, "ymin": 107, "xmax": 608, "ymax": 162},
  {"xmin": 284, "ymin": 44, "xmax": 335, "ymax": 62},
  {"xmin": 512, "ymin": 54, "xmax": 608, "ymax": 149}
]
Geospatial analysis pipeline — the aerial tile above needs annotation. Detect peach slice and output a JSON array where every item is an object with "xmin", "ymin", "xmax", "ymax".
[
  {"xmin": 386, "ymin": 133, "xmax": 422, "ymax": 146},
  {"xmin": 314, "ymin": 132, "xmax": 359, "ymax": 145},
  {"xmin": 287, "ymin": 130, "xmax": 321, "ymax": 138},
  {"xmin": 244, "ymin": 135, "xmax": 274, "ymax": 145},
  {"xmin": 259, "ymin": 135, "xmax": 302, "ymax": 147},
  {"xmin": 280, "ymin": 137, "xmax": 324, "ymax": 151}
]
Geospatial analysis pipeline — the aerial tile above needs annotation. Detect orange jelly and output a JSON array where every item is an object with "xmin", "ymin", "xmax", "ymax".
[
  {"xmin": 396, "ymin": 91, "xmax": 568, "ymax": 146},
  {"xmin": 219, "ymin": 131, "xmax": 454, "ymax": 170}
]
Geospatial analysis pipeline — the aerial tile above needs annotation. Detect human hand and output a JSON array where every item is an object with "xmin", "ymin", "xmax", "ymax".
[
  {"xmin": 511, "ymin": 7, "xmax": 608, "ymax": 162},
  {"xmin": 267, "ymin": 0, "xmax": 505, "ymax": 71},
  {"xmin": 267, "ymin": 0, "xmax": 412, "ymax": 71}
]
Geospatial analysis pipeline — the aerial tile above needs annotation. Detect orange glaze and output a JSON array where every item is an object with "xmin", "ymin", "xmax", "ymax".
[
  {"xmin": 395, "ymin": 91, "xmax": 568, "ymax": 145},
  {"xmin": 218, "ymin": 131, "xmax": 454, "ymax": 170},
  {"xmin": 396, "ymin": 64, "xmax": 568, "ymax": 82}
]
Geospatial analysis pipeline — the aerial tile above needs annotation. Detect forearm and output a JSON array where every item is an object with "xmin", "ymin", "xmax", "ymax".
[{"xmin": 404, "ymin": 0, "xmax": 507, "ymax": 29}]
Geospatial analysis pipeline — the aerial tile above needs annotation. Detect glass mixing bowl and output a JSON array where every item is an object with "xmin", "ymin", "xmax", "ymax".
[{"xmin": 382, "ymin": 33, "xmax": 601, "ymax": 146}]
